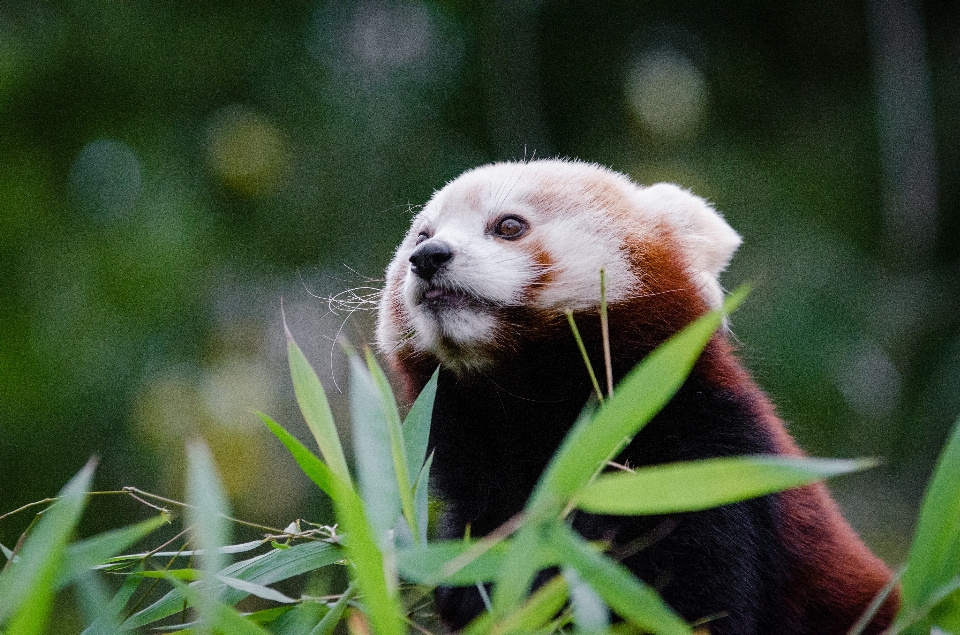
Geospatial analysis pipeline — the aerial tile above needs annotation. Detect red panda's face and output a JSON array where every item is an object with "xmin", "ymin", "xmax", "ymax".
[{"xmin": 376, "ymin": 160, "xmax": 741, "ymax": 371}]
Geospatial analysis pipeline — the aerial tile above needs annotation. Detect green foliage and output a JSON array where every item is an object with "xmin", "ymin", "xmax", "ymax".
[
  {"xmin": 2, "ymin": 295, "xmax": 960, "ymax": 634},
  {"xmin": 575, "ymin": 456, "xmax": 874, "ymax": 515},
  {"xmin": 888, "ymin": 415, "xmax": 960, "ymax": 634},
  {"xmin": 0, "ymin": 460, "xmax": 95, "ymax": 634}
]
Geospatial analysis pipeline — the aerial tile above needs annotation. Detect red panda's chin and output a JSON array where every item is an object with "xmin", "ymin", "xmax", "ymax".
[{"xmin": 405, "ymin": 300, "xmax": 499, "ymax": 371}]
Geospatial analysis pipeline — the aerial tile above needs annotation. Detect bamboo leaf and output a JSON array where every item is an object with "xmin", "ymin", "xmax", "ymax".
[
  {"xmin": 0, "ymin": 459, "xmax": 95, "ymax": 633},
  {"xmin": 216, "ymin": 574, "xmax": 296, "ymax": 603},
  {"xmin": 325, "ymin": 472, "xmax": 405, "ymax": 635},
  {"xmin": 897, "ymin": 415, "xmax": 960, "ymax": 632},
  {"xmin": 263, "ymin": 392, "xmax": 404, "ymax": 635},
  {"xmin": 74, "ymin": 570, "xmax": 120, "ymax": 635},
  {"xmin": 307, "ymin": 584, "xmax": 356, "ymax": 635},
  {"xmin": 464, "ymin": 574, "xmax": 569, "ymax": 635},
  {"xmin": 565, "ymin": 567, "xmax": 609, "ymax": 634},
  {"xmin": 577, "ymin": 456, "xmax": 873, "ymax": 515},
  {"xmin": 532, "ymin": 291, "xmax": 745, "ymax": 516},
  {"xmin": 161, "ymin": 573, "xmax": 274, "ymax": 635},
  {"xmin": 259, "ymin": 412, "xmax": 338, "ymax": 500},
  {"xmin": 549, "ymin": 523, "xmax": 690, "ymax": 635},
  {"xmin": 185, "ymin": 440, "xmax": 232, "ymax": 635},
  {"xmin": 286, "ymin": 333, "xmax": 352, "ymax": 486},
  {"xmin": 104, "ymin": 538, "xmax": 266, "ymax": 565},
  {"xmin": 349, "ymin": 351, "xmax": 402, "ymax": 542},
  {"xmin": 60, "ymin": 514, "xmax": 169, "ymax": 587},
  {"xmin": 186, "ymin": 440, "xmax": 231, "ymax": 585},
  {"xmin": 135, "ymin": 568, "xmax": 203, "ymax": 580},
  {"xmin": 365, "ymin": 348, "xmax": 419, "ymax": 543},
  {"xmin": 80, "ymin": 570, "xmax": 144, "ymax": 635},
  {"xmin": 414, "ymin": 452, "xmax": 434, "ymax": 544},
  {"xmin": 403, "ymin": 366, "xmax": 439, "ymax": 480},
  {"xmin": 123, "ymin": 539, "xmax": 342, "ymax": 628},
  {"xmin": 396, "ymin": 539, "xmax": 548, "ymax": 586}
]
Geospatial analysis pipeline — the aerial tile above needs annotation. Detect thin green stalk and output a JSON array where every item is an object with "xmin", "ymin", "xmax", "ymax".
[
  {"xmin": 565, "ymin": 309, "xmax": 604, "ymax": 404},
  {"xmin": 600, "ymin": 269, "xmax": 613, "ymax": 398}
]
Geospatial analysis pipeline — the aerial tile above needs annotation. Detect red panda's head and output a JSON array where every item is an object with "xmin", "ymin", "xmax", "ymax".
[{"xmin": 376, "ymin": 160, "xmax": 741, "ymax": 374}]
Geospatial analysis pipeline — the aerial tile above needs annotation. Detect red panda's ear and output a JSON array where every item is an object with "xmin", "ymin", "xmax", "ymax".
[{"xmin": 641, "ymin": 183, "xmax": 742, "ymax": 307}]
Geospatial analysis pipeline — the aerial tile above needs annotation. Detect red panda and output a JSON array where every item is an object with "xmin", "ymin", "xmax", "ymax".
[{"xmin": 375, "ymin": 159, "xmax": 898, "ymax": 634}]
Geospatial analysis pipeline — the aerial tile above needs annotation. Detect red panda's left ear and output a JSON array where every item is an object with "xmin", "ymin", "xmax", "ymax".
[{"xmin": 642, "ymin": 183, "xmax": 742, "ymax": 307}]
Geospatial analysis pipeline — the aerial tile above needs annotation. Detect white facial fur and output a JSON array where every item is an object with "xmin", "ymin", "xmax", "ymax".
[{"xmin": 376, "ymin": 160, "xmax": 741, "ymax": 368}]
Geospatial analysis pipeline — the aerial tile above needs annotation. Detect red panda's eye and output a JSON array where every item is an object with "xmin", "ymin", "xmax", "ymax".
[
  {"xmin": 416, "ymin": 231, "xmax": 429, "ymax": 245},
  {"xmin": 494, "ymin": 216, "xmax": 528, "ymax": 240}
]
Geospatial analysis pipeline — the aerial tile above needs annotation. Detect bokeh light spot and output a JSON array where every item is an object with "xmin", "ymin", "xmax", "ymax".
[
  {"xmin": 346, "ymin": 1, "xmax": 433, "ymax": 74},
  {"xmin": 68, "ymin": 138, "xmax": 143, "ymax": 220},
  {"xmin": 625, "ymin": 50, "xmax": 707, "ymax": 143},
  {"xmin": 205, "ymin": 105, "xmax": 287, "ymax": 197}
]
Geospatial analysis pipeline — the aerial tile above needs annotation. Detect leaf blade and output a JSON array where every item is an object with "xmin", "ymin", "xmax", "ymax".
[
  {"xmin": 60, "ymin": 514, "xmax": 169, "ymax": 587},
  {"xmin": 576, "ymin": 456, "xmax": 873, "ymax": 515},
  {"xmin": 403, "ymin": 366, "xmax": 439, "ymax": 481},
  {"xmin": 898, "ymin": 415, "xmax": 960, "ymax": 627},
  {"xmin": 365, "ymin": 348, "xmax": 419, "ymax": 543},
  {"xmin": 549, "ymin": 523, "xmax": 690, "ymax": 635},
  {"xmin": 349, "ymin": 351, "xmax": 402, "ymax": 542},
  {"xmin": 287, "ymin": 336, "xmax": 352, "ymax": 486},
  {"xmin": 0, "ymin": 459, "xmax": 95, "ymax": 633},
  {"xmin": 123, "ymin": 540, "xmax": 343, "ymax": 628}
]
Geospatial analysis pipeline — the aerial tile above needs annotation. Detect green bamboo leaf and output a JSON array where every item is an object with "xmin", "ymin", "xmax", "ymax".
[
  {"xmin": 186, "ymin": 440, "xmax": 231, "ymax": 583},
  {"xmin": 576, "ymin": 456, "xmax": 873, "ymax": 515},
  {"xmin": 896, "ymin": 415, "xmax": 960, "ymax": 632},
  {"xmin": 929, "ymin": 584, "xmax": 960, "ymax": 633},
  {"xmin": 60, "ymin": 514, "xmax": 169, "ymax": 587},
  {"xmin": 286, "ymin": 330, "xmax": 352, "ymax": 486},
  {"xmin": 349, "ymin": 351, "xmax": 402, "ymax": 542},
  {"xmin": 489, "ymin": 516, "xmax": 555, "ymax": 620},
  {"xmin": 533, "ymin": 291, "xmax": 745, "ymax": 515},
  {"xmin": 80, "ymin": 569, "xmax": 144, "ymax": 635},
  {"xmin": 464, "ymin": 574, "xmax": 569, "ymax": 635},
  {"xmin": 414, "ymin": 452, "xmax": 434, "ymax": 544},
  {"xmin": 397, "ymin": 540, "xmax": 515, "ymax": 585},
  {"xmin": 0, "ymin": 459, "xmax": 95, "ymax": 634},
  {"xmin": 245, "ymin": 606, "xmax": 296, "ymax": 625},
  {"xmin": 549, "ymin": 523, "xmax": 690, "ymax": 635},
  {"xmin": 403, "ymin": 366, "xmax": 439, "ymax": 480},
  {"xmin": 259, "ymin": 412, "xmax": 338, "ymax": 499},
  {"xmin": 135, "ymin": 568, "xmax": 203, "ymax": 580},
  {"xmin": 328, "ymin": 479, "xmax": 405, "ymax": 635},
  {"xmin": 104, "ymin": 538, "xmax": 266, "ymax": 565},
  {"xmin": 161, "ymin": 573, "xmax": 274, "ymax": 635},
  {"xmin": 217, "ymin": 574, "xmax": 296, "ymax": 603},
  {"xmin": 74, "ymin": 570, "xmax": 119, "ymax": 635},
  {"xmin": 262, "ymin": 400, "xmax": 404, "ymax": 635},
  {"xmin": 365, "ymin": 348, "xmax": 419, "ymax": 543},
  {"xmin": 185, "ymin": 440, "xmax": 232, "ymax": 635},
  {"xmin": 307, "ymin": 584, "xmax": 356, "ymax": 635},
  {"xmin": 123, "ymin": 540, "xmax": 343, "ymax": 628},
  {"xmin": 269, "ymin": 603, "xmax": 324, "ymax": 635}
]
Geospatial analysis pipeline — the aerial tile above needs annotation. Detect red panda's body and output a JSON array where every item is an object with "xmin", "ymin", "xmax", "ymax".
[{"xmin": 376, "ymin": 160, "xmax": 898, "ymax": 634}]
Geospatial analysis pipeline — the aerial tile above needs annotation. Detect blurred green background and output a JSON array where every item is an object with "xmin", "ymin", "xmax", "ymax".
[{"xmin": 1, "ymin": 0, "xmax": 958, "ymax": 598}]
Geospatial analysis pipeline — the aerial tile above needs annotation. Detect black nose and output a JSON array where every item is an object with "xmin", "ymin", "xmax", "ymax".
[{"xmin": 409, "ymin": 240, "xmax": 453, "ymax": 281}]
